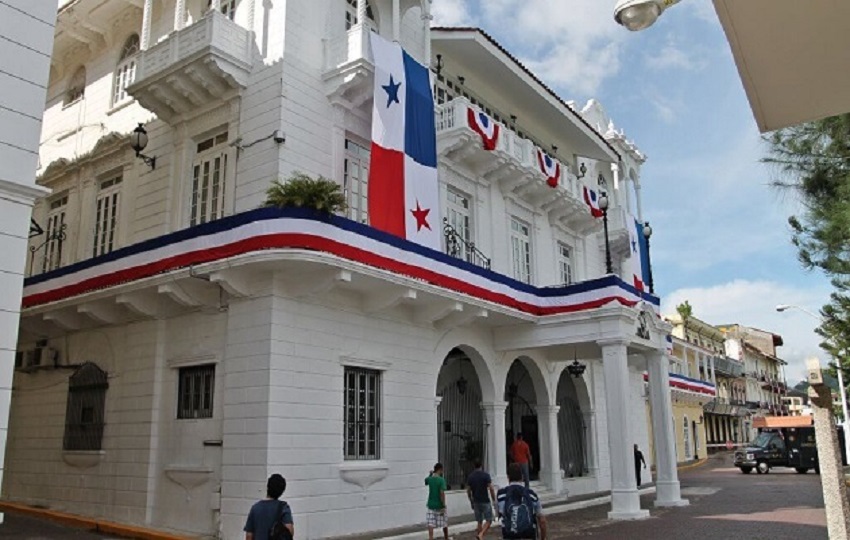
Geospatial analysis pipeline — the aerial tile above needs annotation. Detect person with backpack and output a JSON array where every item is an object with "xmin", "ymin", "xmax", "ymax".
[
  {"xmin": 496, "ymin": 463, "xmax": 547, "ymax": 540},
  {"xmin": 425, "ymin": 463, "xmax": 449, "ymax": 540},
  {"xmin": 244, "ymin": 473, "xmax": 294, "ymax": 540}
]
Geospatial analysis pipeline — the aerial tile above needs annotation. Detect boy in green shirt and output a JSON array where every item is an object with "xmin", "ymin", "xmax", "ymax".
[{"xmin": 424, "ymin": 462, "xmax": 448, "ymax": 540}]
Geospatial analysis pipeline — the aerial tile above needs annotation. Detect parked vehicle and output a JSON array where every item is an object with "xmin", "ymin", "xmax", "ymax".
[{"xmin": 733, "ymin": 416, "xmax": 847, "ymax": 474}]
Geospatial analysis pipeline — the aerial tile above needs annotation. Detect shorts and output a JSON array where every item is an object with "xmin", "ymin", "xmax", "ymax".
[
  {"xmin": 426, "ymin": 508, "xmax": 448, "ymax": 528},
  {"xmin": 473, "ymin": 502, "xmax": 493, "ymax": 523}
]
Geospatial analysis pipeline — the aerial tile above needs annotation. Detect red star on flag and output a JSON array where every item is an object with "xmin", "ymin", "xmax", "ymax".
[{"xmin": 410, "ymin": 200, "xmax": 431, "ymax": 231}]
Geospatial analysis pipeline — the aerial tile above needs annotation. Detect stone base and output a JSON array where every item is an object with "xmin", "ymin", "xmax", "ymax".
[
  {"xmin": 655, "ymin": 498, "xmax": 690, "ymax": 508},
  {"xmin": 607, "ymin": 509, "xmax": 651, "ymax": 520}
]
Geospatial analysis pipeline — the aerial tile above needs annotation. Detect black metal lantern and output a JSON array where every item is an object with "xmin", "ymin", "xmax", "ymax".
[
  {"xmin": 456, "ymin": 374, "xmax": 468, "ymax": 395},
  {"xmin": 567, "ymin": 359, "xmax": 587, "ymax": 378},
  {"xmin": 131, "ymin": 123, "xmax": 156, "ymax": 170},
  {"xmin": 599, "ymin": 191, "xmax": 613, "ymax": 274},
  {"xmin": 643, "ymin": 221, "xmax": 655, "ymax": 294}
]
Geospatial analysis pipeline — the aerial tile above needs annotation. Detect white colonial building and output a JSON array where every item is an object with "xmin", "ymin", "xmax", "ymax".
[{"xmin": 6, "ymin": 1, "xmax": 687, "ymax": 538}]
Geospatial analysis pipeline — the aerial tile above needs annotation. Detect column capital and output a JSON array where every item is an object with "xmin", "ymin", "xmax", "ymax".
[
  {"xmin": 480, "ymin": 401, "xmax": 508, "ymax": 413},
  {"xmin": 534, "ymin": 404, "xmax": 560, "ymax": 415},
  {"xmin": 597, "ymin": 338, "xmax": 630, "ymax": 348}
]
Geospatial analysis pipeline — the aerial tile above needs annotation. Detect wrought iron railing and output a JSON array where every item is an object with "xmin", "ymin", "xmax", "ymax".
[{"xmin": 443, "ymin": 218, "xmax": 491, "ymax": 270}]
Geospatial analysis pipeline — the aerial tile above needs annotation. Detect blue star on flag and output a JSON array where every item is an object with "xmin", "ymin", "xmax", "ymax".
[{"xmin": 382, "ymin": 75, "xmax": 401, "ymax": 108}]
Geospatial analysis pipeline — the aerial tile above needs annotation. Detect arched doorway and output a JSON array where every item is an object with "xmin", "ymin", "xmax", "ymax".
[
  {"xmin": 436, "ymin": 348, "xmax": 486, "ymax": 489},
  {"xmin": 556, "ymin": 371, "xmax": 588, "ymax": 478},
  {"xmin": 505, "ymin": 360, "xmax": 540, "ymax": 481}
]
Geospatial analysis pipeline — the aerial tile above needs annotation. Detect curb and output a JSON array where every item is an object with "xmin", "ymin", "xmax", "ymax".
[
  {"xmin": 678, "ymin": 458, "xmax": 709, "ymax": 472},
  {"xmin": 0, "ymin": 501, "xmax": 197, "ymax": 540}
]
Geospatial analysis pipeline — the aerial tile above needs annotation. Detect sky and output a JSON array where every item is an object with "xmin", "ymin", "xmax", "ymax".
[{"xmin": 430, "ymin": 0, "xmax": 833, "ymax": 384}]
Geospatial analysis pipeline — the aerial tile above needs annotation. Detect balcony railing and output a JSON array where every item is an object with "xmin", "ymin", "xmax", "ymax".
[
  {"xmin": 324, "ymin": 23, "xmax": 372, "ymax": 73},
  {"xmin": 713, "ymin": 355, "xmax": 744, "ymax": 378},
  {"xmin": 443, "ymin": 218, "xmax": 491, "ymax": 270}
]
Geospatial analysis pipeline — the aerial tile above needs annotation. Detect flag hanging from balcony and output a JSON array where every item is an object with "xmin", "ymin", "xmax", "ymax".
[
  {"xmin": 467, "ymin": 108, "xmax": 500, "ymax": 151},
  {"xmin": 537, "ymin": 149, "xmax": 560, "ymax": 187},
  {"xmin": 368, "ymin": 33, "xmax": 440, "ymax": 251},
  {"xmin": 582, "ymin": 185, "xmax": 603, "ymax": 218},
  {"xmin": 665, "ymin": 334, "xmax": 674, "ymax": 356},
  {"xmin": 624, "ymin": 216, "xmax": 651, "ymax": 291}
]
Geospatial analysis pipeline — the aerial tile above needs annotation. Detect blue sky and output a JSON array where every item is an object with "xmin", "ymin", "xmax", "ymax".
[{"xmin": 431, "ymin": 0, "xmax": 832, "ymax": 382}]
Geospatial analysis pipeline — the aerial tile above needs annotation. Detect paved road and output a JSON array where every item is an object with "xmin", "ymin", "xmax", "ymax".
[{"xmin": 0, "ymin": 454, "xmax": 837, "ymax": 539}]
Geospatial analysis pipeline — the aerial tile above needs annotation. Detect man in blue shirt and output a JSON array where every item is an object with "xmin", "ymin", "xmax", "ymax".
[
  {"xmin": 466, "ymin": 460, "xmax": 497, "ymax": 540},
  {"xmin": 244, "ymin": 473, "xmax": 294, "ymax": 540}
]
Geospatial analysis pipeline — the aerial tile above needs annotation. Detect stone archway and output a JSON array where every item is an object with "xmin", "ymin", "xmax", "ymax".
[
  {"xmin": 556, "ymin": 370, "xmax": 590, "ymax": 478},
  {"xmin": 504, "ymin": 358, "xmax": 549, "ymax": 481}
]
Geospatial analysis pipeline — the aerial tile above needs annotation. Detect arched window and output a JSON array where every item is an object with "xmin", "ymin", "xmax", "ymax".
[
  {"xmin": 63, "ymin": 362, "xmax": 109, "ymax": 451},
  {"xmin": 65, "ymin": 66, "xmax": 86, "ymax": 105},
  {"xmin": 113, "ymin": 34, "xmax": 139, "ymax": 106},
  {"xmin": 345, "ymin": 0, "xmax": 375, "ymax": 30}
]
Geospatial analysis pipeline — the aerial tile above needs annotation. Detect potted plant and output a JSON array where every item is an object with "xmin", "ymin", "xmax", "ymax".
[{"xmin": 264, "ymin": 173, "xmax": 347, "ymax": 215}]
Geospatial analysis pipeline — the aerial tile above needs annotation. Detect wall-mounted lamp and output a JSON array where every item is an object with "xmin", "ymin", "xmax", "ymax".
[
  {"xmin": 576, "ymin": 162, "xmax": 587, "ymax": 179},
  {"xmin": 597, "ymin": 173, "xmax": 607, "ymax": 188},
  {"xmin": 552, "ymin": 145, "xmax": 558, "ymax": 153},
  {"xmin": 131, "ymin": 123, "xmax": 157, "ymax": 170},
  {"xmin": 435, "ymin": 54, "xmax": 443, "ymax": 76},
  {"xmin": 458, "ymin": 76, "xmax": 465, "ymax": 86}
]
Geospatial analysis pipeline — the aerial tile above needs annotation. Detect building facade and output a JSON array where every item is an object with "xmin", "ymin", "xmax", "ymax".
[
  {"xmin": 0, "ymin": 0, "xmax": 58, "ymax": 522},
  {"xmin": 6, "ymin": 2, "xmax": 688, "ymax": 538}
]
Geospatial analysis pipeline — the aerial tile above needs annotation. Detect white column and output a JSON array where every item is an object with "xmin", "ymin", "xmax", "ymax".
[
  {"xmin": 482, "ymin": 402, "xmax": 508, "ymax": 489},
  {"xmin": 584, "ymin": 409, "xmax": 599, "ymax": 478},
  {"xmin": 647, "ymin": 350, "xmax": 689, "ymax": 507},
  {"xmin": 600, "ymin": 340, "xmax": 649, "ymax": 519},
  {"xmin": 392, "ymin": 0, "xmax": 400, "ymax": 41},
  {"xmin": 174, "ymin": 0, "xmax": 186, "ymax": 31},
  {"xmin": 611, "ymin": 162, "xmax": 621, "ymax": 194},
  {"xmin": 422, "ymin": 11, "xmax": 433, "ymax": 66},
  {"xmin": 535, "ymin": 405, "xmax": 563, "ymax": 495},
  {"xmin": 141, "ymin": 0, "xmax": 153, "ymax": 50},
  {"xmin": 356, "ymin": 0, "xmax": 367, "ymax": 23},
  {"xmin": 710, "ymin": 356, "xmax": 717, "ymax": 386},
  {"xmin": 210, "ymin": 0, "xmax": 221, "ymax": 11},
  {"xmin": 633, "ymin": 177, "xmax": 644, "ymax": 225}
]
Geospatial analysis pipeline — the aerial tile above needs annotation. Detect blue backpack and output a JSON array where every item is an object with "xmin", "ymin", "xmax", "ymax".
[{"xmin": 500, "ymin": 485, "xmax": 536, "ymax": 539}]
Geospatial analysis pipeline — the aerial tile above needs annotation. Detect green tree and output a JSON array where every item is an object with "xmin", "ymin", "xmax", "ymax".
[
  {"xmin": 675, "ymin": 300, "xmax": 693, "ymax": 323},
  {"xmin": 264, "ymin": 173, "xmax": 347, "ymax": 214}
]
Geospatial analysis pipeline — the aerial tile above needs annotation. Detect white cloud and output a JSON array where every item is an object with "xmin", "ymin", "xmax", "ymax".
[
  {"xmin": 431, "ymin": 0, "xmax": 472, "ymax": 27},
  {"xmin": 645, "ymin": 41, "xmax": 699, "ymax": 71},
  {"xmin": 662, "ymin": 279, "xmax": 832, "ymax": 385}
]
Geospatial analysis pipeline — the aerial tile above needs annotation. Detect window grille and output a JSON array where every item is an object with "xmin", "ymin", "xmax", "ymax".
[
  {"xmin": 344, "ymin": 367, "xmax": 381, "ymax": 460},
  {"xmin": 93, "ymin": 176, "xmax": 122, "ymax": 257},
  {"xmin": 510, "ymin": 217, "xmax": 532, "ymax": 284},
  {"xmin": 178, "ymin": 364, "xmax": 216, "ymax": 419},
  {"xmin": 190, "ymin": 131, "xmax": 229, "ymax": 226},
  {"xmin": 557, "ymin": 242, "xmax": 573, "ymax": 285},
  {"xmin": 63, "ymin": 363, "xmax": 108, "ymax": 451},
  {"xmin": 344, "ymin": 137, "xmax": 371, "ymax": 223},
  {"xmin": 113, "ymin": 35, "xmax": 139, "ymax": 106},
  {"xmin": 345, "ymin": 0, "xmax": 375, "ymax": 30},
  {"xmin": 42, "ymin": 194, "xmax": 68, "ymax": 273}
]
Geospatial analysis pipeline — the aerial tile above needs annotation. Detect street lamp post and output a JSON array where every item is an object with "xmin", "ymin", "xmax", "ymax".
[
  {"xmin": 599, "ymin": 192, "xmax": 613, "ymax": 274},
  {"xmin": 643, "ymin": 221, "xmax": 654, "ymax": 294},
  {"xmin": 776, "ymin": 304, "xmax": 850, "ymax": 462},
  {"xmin": 614, "ymin": 0, "xmax": 682, "ymax": 31}
]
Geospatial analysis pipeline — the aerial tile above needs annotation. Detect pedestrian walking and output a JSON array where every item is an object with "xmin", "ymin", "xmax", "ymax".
[
  {"xmin": 466, "ymin": 460, "xmax": 497, "ymax": 540},
  {"xmin": 510, "ymin": 433, "xmax": 533, "ymax": 489},
  {"xmin": 496, "ymin": 463, "xmax": 547, "ymax": 540},
  {"xmin": 634, "ymin": 443, "xmax": 647, "ymax": 488},
  {"xmin": 244, "ymin": 473, "xmax": 294, "ymax": 540},
  {"xmin": 425, "ymin": 463, "xmax": 449, "ymax": 540}
]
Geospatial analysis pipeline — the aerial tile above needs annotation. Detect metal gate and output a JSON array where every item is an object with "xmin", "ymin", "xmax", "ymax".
[
  {"xmin": 437, "ymin": 383, "xmax": 485, "ymax": 490},
  {"xmin": 557, "ymin": 395, "xmax": 587, "ymax": 477}
]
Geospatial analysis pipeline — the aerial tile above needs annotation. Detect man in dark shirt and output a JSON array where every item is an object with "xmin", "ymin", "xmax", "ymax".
[
  {"xmin": 244, "ymin": 473, "xmax": 294, "ymax": 540},
  {"xmin": 634, "ymin": 444, "xmax": 647, "ymax": 488},
  {"xmin": 466, "ymin": 460, "xmax": 497, "ymax": 540}
]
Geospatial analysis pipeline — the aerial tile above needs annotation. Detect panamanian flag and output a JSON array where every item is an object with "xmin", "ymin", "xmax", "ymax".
[
  {"xmin": 368, "ymin": 33, "xmax": 440, "ymax": 250},
  {"xmin": 537, "ymin": 149, "xmax": 560, "ymax": 187},
  {"xmin": 467, "ymin": 108, "xmax": 500, "ymax": 150},
  {"xmin": 624, "ymin": 217, "xmax": 651, "ymax": 291},
  {"xmin": 583, "ymin": 185, "xmax": 603, "ymax": 218}
]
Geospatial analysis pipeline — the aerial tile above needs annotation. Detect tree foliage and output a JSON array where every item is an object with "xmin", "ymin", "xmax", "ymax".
[
  {"xmin": 675, "ymin": 300, "xmax": 693, "ymax": 323},
  {"xmin": 264, "ymin": 173, "xmax": 347, "ymax": 214}
]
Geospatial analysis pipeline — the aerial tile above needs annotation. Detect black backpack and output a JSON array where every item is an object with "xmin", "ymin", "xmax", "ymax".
[
  {"xmin": 501, "ymin": 485, "xmax": 536, "ymax": 539},
  {"xmin": 269, "ymin": 500, "xmax": 293, "ymax": 540}
]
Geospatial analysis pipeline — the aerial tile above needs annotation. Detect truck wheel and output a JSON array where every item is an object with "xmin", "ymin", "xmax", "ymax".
[
  {"xmin": 756, "ymin": 461, "xmax": 770, "ymax": 474},
  {"xmin": 739, "ymin": 467, "xmax": 753, "ymax": 474},
  {"xmin": 795, "ymin": 467, "xmax": 809, "ymax": 474}
]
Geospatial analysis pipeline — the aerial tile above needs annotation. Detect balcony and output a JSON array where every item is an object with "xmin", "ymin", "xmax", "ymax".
[
  {"xmin": 714, "ymin": 355, "xmax": 744, "ymax": 378},
  {"xmin": 323, "ymin": 24, "xmax": 372, "ymax": 106},
  {"xmin": 128, "ymin": 11, "xmax": 254, "ymax": 122}
]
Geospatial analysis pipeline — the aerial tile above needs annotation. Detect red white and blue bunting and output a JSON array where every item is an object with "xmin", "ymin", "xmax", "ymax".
[
  {"xmin": 536, "ymin": 149, "xmax": 560, "ymax": 188},
  {"xmin": 22, "ymin": 208, "xmax": 660, "ymax": 316},
  {"xmin": 644, "ymin": 372, "xmax": 716, "ymax": 397},
  {"xmin": 466, "ymin": 108, "xmax": 500, "ymax": 151}
]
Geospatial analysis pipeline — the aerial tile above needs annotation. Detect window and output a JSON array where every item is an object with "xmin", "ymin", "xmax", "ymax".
[
  {"xmin": 208, "ymin": 0, "xmax": 237, "ymax": 20},
  {"xmin": 345, "ymin": 0, "xmax": 375, "ymax": 30},
  {"xmin": 683, "ymin": 416, "xmax": 691, "ymax": 459},
  {"xmin": 113, "ymin": 34, "xmax": 139, "ymax": 106},
  {"xmin": 344, "ymin": 367, "xmax": 381, "ymax": 460},
  {"xmin": 344, "ymin": 137, "xmax": 370, "ymax": 223},
  {"xmin": 510, "ymin": 217, "xmax": 532, "ymax": 284},
  {"xmin": 557, "ymin": 242, "xmax": 573, "ymax": 285},
  {"xmin": 65, "ymin": 67, "xmax": 86, "ymax": 106},
  {"xmin": 63, "ymin": 363, "xmax": 108, "ymax": 451},
  {"xmin": 93, "ymin": 175, "xmax": 122, "ymax": 257},
  {"xmin": 42, "ymin": 194, "xmax": 68, "ymax": 273},
  {"xmin": 190, "ymin": 130, "xmax": 229, "ymax": 226},
  {"xmin": 445, "ymin": 187, "xmax": 471, "ymax": 259},
  {"xmin": 178, "ymin": 364, "xmax": 215, "ymax": 419}
]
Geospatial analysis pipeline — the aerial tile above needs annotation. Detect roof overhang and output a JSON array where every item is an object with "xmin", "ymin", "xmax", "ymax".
[
  {"xmin": 431, "ymin": 28, "xmax": 619, "ymax": 162},
  {"xmin": 713, "ymin": 0, "xmax": 850, "ymax": 132}
]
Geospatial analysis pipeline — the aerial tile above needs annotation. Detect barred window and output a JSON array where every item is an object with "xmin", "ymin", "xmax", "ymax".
[
  {"xmin": 113, "ymin": 34, "xmax": 139, "ymax": 106},
  {"xmin": 178, "ymin": 364, "xmax": 215, "ymax": 419},
  {"xmin": 190, "ymin": 130, "xmax": 229, "ymax": 226},
  {"xmin": 42, "ymin": 194, "xmax": 68, "ymax": 273},
  {"xmin": 93, "ymin": 175, "xmax": 122, "ymax": 257},
  {"xmin": 63, "ymin": 363, "xmax": 108, "ymax": 451},
  {"xmin": 510, "ymin": 217, "xmax": 532, "ymax": 284},
  {"xmin": 344, "ymin": 367, "xmax": 381, "ymax": 460}
]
